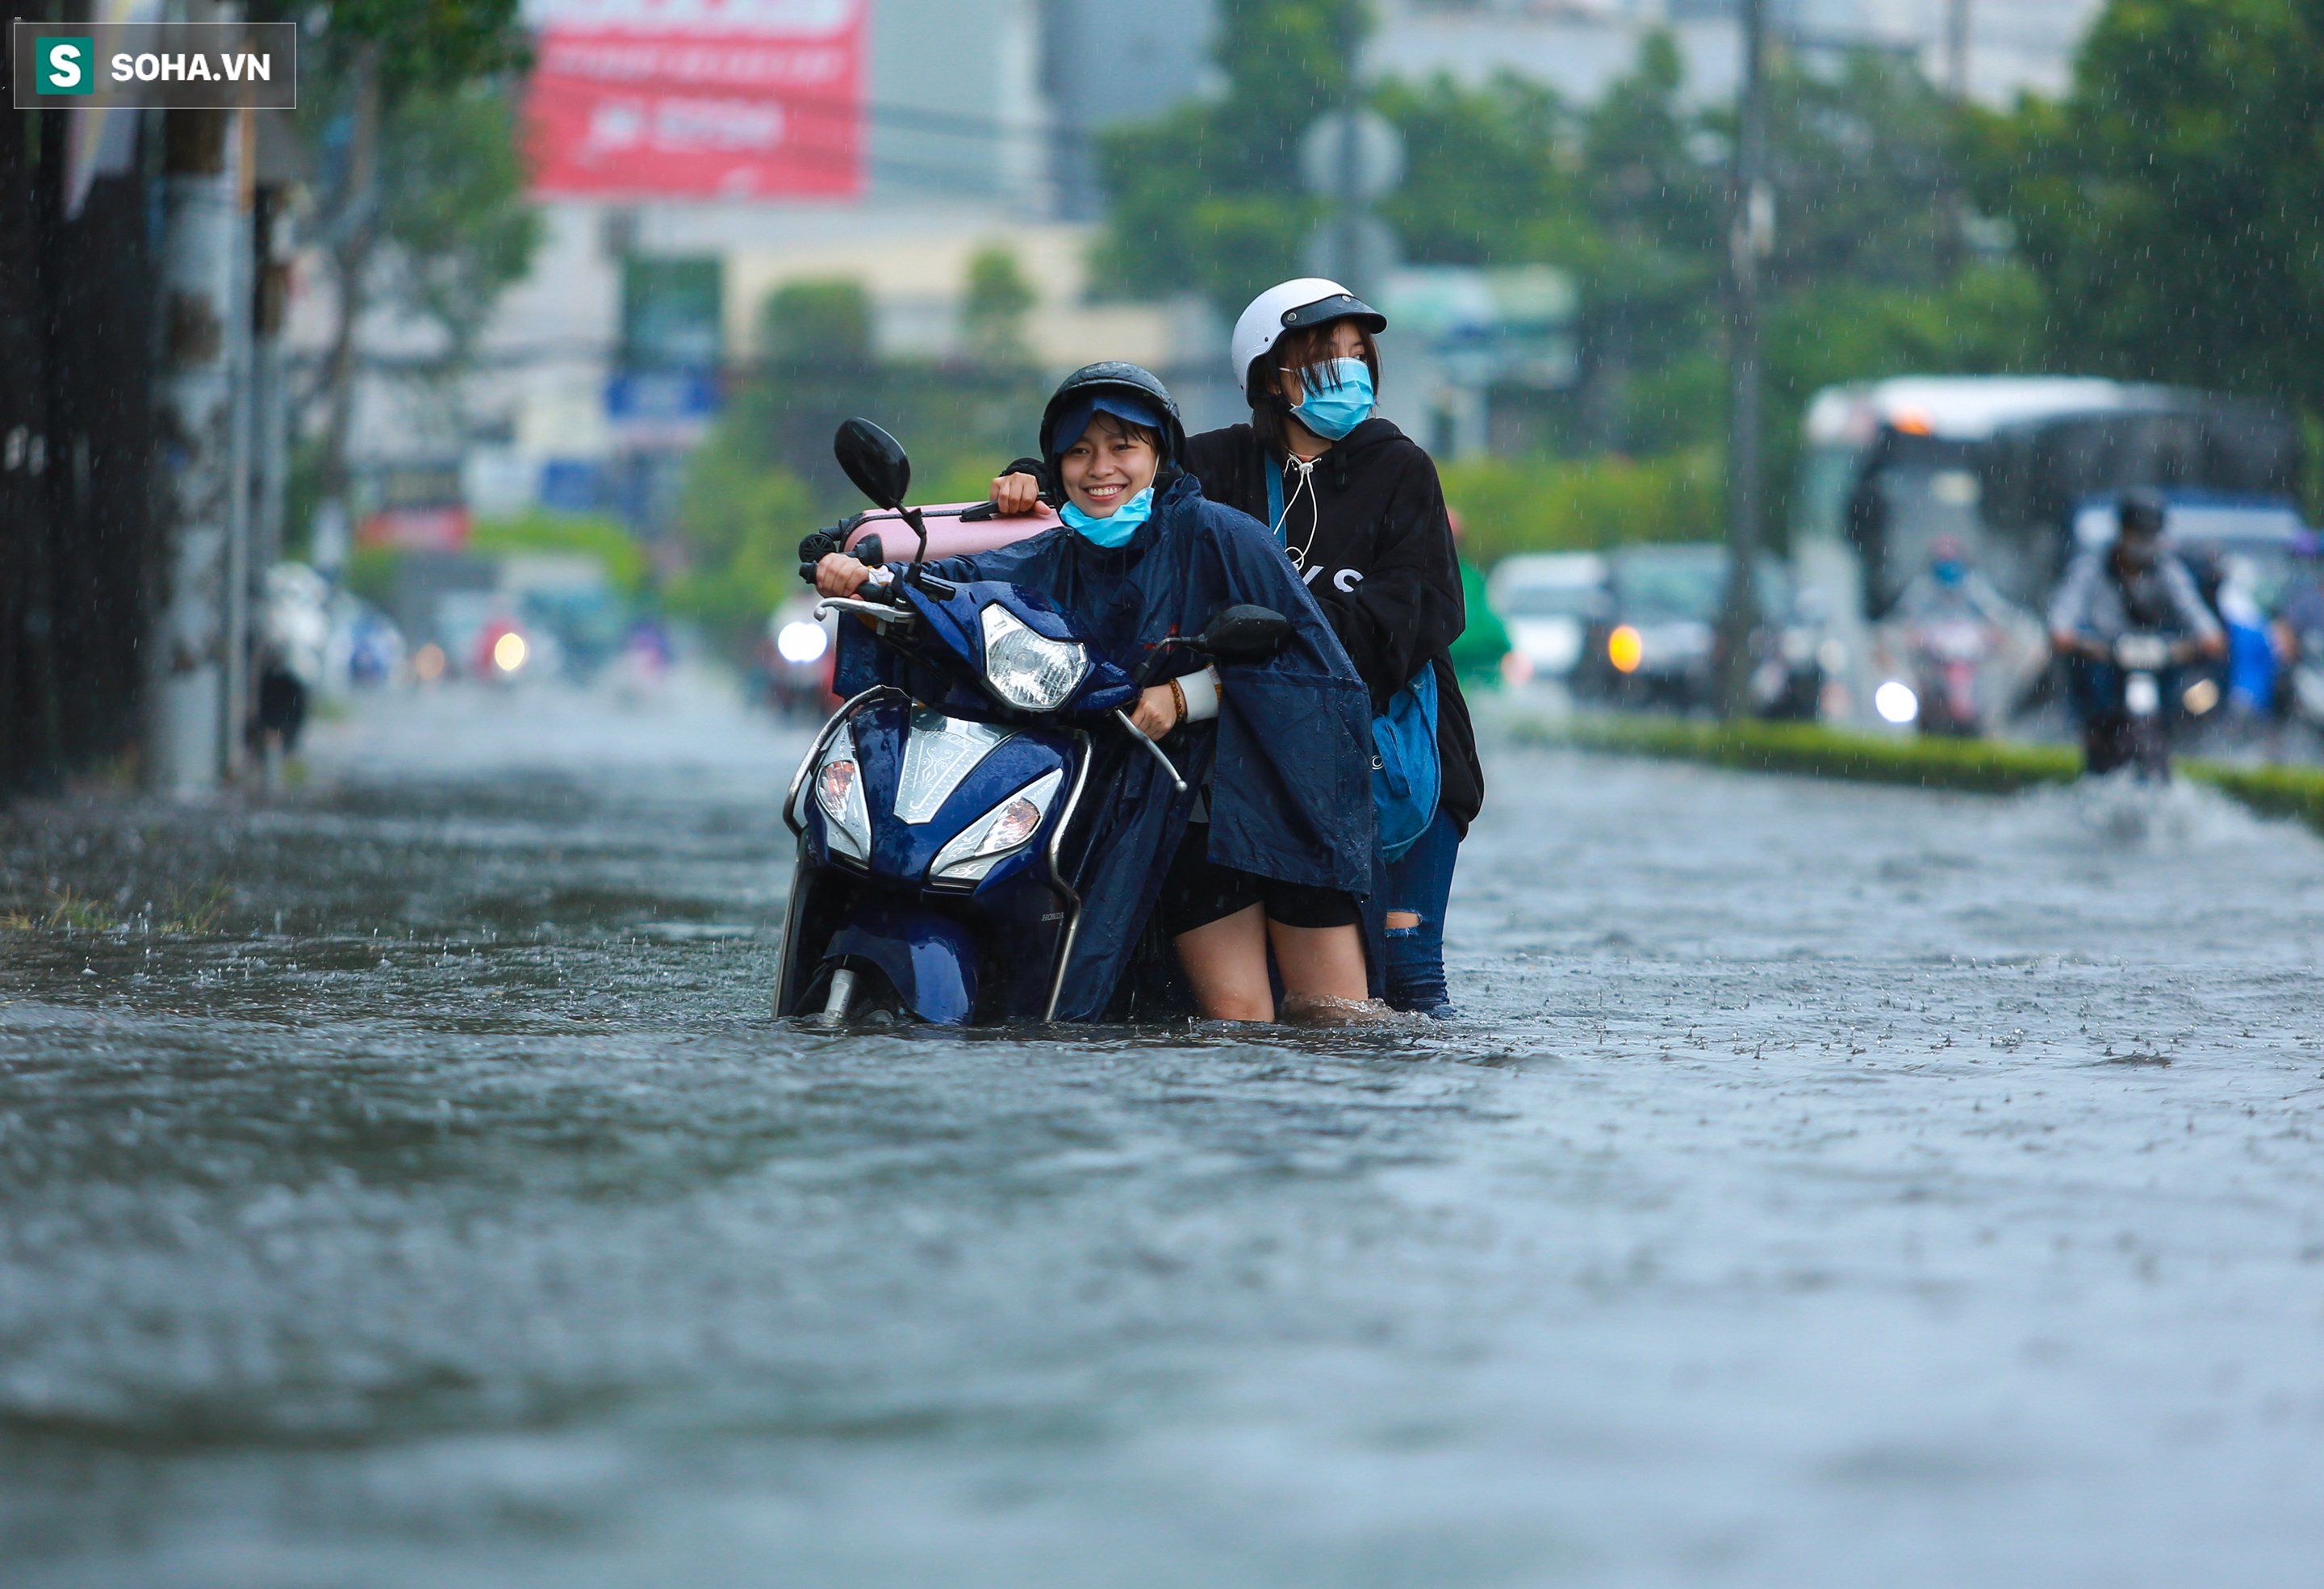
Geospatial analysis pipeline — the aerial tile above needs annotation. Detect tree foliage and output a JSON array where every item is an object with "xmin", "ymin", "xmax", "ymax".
[
  {"xmin": 1094, "ymin": 1, "xmax": 2025, "ymax": 497},
  {"xmin": 1970, "ymin": 0, "xmax": 2324, "ymax": 414},
  {"xmin": 962, "ymin": 245, "xmax": 1037, "ymax": 366},
  {"xmin": 1091, "ymin": 0, "xmax": 1360, "ymax": 306},
  {"xmin": 376, "ymin": 82, "xmax": 543, "ymax": 378},
  {"xmin": 668, "ymin": 434, "xmax": 821, "ymax": 653},
  {"xmin": 301, "ymin": 0, "xmax": 531, "ymax": 98}
]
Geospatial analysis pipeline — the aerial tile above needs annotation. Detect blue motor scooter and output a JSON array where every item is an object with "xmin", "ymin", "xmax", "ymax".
[{"xmin": 774, "ymin": 420, "xmax": 1290, "ymax": 1025}]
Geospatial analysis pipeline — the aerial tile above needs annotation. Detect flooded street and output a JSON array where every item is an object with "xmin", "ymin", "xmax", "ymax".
[{"xmin": 5, "ymin": 681, "xmax": 2323, "ymax": 1588}]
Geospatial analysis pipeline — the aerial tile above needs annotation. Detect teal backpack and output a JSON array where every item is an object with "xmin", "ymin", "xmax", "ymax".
[
  {"xmin": 1371, "ymin": 664, "xmax": 1440, "ymax": 863},
  {"xmin": 1268, "ymin": 456, "xmax": 1441, "ymax": 863}
]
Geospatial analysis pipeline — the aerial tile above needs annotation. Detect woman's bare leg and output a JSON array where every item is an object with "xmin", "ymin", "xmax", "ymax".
[
  {"xmin": 1269, "ymin": 919, "xmax": 1369, "ymax": 1007},
  {"xmin": 1174, "ymin": 903, "xmax": 1274, "ymax": 1021}
]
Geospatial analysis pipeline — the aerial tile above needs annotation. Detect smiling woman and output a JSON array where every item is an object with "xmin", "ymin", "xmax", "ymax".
[{"xmin": 813, "ymin": 363, "xmax": 1378, "ymax": 1022}]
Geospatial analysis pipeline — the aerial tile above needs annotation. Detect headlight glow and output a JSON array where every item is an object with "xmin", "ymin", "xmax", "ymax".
[
  {"xmin": 980, "ymin": 605, "xmax": 1086, "ymax": 712},
  {"xmin": 932, "ymin": 769, "xmax": 1064, "ymax": 884},
  {"xmin": 1607, "ymin": 624, "xmax": 1643, "ymax": 674},
  {"xmin": 1874, "ymin": 680, "xmax": 1919, "ymax": 724},
  {"xmin": 492, "ymin": 631, "xmax": 528, "ymax": 673},
  {"xmin": 776, "ymin": 619, "xmax": 829, "ymax": 664},
  {"xmin": 814, "ymin": 727, "xmax": 871, "ymax": 860}
]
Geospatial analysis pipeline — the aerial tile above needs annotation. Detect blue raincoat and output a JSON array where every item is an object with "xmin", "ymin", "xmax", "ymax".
[{"xmin": 838, "ymin": 473, "xmax": 1374, "ymax": 1019}]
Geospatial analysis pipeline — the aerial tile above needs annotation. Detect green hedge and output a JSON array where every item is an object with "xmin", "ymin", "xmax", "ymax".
[{"xmin": 1519, "ymin": 714, "xmax": 2324, "ymax": 831}]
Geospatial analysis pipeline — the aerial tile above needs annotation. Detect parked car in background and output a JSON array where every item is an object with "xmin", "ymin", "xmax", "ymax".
[
  {"xmin": 1488, "ymin": 552, "xmax": 1607, "ymax": 684},
  {"xmin": 1570, "ymin": 543, "xmax": 1826, "ymax": 719}
]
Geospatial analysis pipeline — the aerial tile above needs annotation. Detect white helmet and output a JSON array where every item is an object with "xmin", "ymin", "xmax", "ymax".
[{"xmin": 1229, "ymin": 278, "xmax": 1387, "ymax": 404}]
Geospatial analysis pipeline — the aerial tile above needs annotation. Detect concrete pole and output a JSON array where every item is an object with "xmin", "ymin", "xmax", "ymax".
[
  {"xmin": 1716, "ymin": 0, "xmax": 1768, "ymax": 720},
  {"xmin": 223, "ymin": 107, "xmax": 257, "ymax": 781},
  {"xmin": 148, "ymin": 22, "xmax": 249, "ymax": 792},
  {"xmin": 313, "ymin": 44, "xmax": 380, "ymax": 583},
  {"xmin": 1335, "ymin": 6, "xmax": 1362, "ymax": 297},
  {"xmin": 252, "ymin": 184, "xmax": 290, "ymax": 575},
  {"xmin": 1946, "ymin": 0, "xmax": 1971, "ymax": 101}
]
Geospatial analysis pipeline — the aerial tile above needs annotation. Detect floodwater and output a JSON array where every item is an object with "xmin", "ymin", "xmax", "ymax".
[{"xmin": 4, "ymin": 680, "xmax": 2322, "ymax": 1588}]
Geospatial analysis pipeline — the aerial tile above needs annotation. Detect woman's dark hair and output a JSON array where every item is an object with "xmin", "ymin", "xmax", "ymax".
[{"xmin": 1247, "ymin": 318, "xmax": 1382, "ymax": 458}]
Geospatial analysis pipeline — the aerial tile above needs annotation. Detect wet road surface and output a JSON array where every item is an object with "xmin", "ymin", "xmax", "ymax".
[{"xmin": 4, "ymin": 680, "xmax": 2322, "ymax": 1587}]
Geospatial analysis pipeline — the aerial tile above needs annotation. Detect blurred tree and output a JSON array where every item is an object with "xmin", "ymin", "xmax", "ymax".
[
  {"xmin": 1570, "ymin": 32, "xmax": 1723, "ymax": 453},
  {"xmin": 669, "ymin": 435, "xmax": 820, "ymax": 658},
  {"xmin": 1436, "ymin": 447, "xmax": 1723, "ymax": 566},
  {"xmin": 1370, "ymin": 71, "xmax": 1574, "ymax": 267},
  {"xmin": 1755, "ymin": 49, "xmax": 1958, "ymax": 296},
  {"xmin": 377, "ymin": 82, "xmax": 543, "ymax": 395},
  {"xmin": 754, "ymin": 279, "xmax": 880, "ymax": 507},
  {"xmin": 303, "ymin": 0, "xmax": 533, "ymax": 98},
  {"xmin": 762, "ymin": 278, "xmax": 876, "ymax": 372},
  {"xmin": 293, "ymin": 0, "xmax": 533, "ymax": 534},
  {"xmin": 677, "ymin": 274, "xmax": 1047, "ymax": 642},
  {"xmin": 1969, "ymin": 0, "xmax": 2324, "ymax": 416},
  {"xmin": 961, "ymin": 245, "xmax": 1037, "ymax": 368},
  {"xmin": 1091, "ymin": 0, "xmax": 1361, "ymax": 308}
]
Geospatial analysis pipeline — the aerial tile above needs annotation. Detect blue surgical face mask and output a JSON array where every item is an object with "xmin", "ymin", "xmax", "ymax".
[
  {"xmin": 1289, "ymin": 358, "xmax": 1374, "ymax": 441},
  {"xmin": 1061, "ymin": 487, "xmax": 1155, "ymax": 548}
]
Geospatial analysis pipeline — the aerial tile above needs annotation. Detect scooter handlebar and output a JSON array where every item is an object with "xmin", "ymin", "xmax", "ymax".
[{"xmin": 815, "ymin": 594, "xmax": 909, "ymax": 625}]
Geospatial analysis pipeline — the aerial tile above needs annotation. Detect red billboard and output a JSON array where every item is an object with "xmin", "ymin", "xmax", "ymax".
[{"xmin": 525, "ymin": 0, "xmax": 863, "ymax": 199}]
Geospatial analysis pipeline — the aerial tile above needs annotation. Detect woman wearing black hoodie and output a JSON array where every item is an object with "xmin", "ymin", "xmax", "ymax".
[{"xmin": 995, "ymin": 279, "xmax": 1482, "ymax": 1013}]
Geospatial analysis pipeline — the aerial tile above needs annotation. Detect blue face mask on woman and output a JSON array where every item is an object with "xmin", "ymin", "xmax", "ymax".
[
  {"xmin": 1289, "ymin": 358, "xmax": 1375, "ymax": 441},
  {"xmin": 1061, "ymin": 487, "xmax": 1155, "ymax": 549}
]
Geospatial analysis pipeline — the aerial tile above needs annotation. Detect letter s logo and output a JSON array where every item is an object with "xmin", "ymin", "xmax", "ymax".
[
  {"xmin": 45, "ymin": 43, "xmax": 82, "ymax": 90},
  {"xmin": 1332, "ymin": 567, "xmax": 1365, "ymax": 594}
]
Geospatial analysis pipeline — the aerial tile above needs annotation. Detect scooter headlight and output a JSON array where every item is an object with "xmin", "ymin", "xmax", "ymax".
[
  {"xmin": 980, "ymin": 605, "xmax": 1086, "ymax": 713},
  {"xmin": 931, "ymin": 769, "xmax": 1064, "ymax": 884},
  {"xmin": 815, "ymin": 726, "xmax": 872, "ymax": 861}
]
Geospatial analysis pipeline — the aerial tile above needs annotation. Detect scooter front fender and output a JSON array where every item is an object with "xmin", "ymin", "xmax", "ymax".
[{"xmin": 823, "ymin": 897, "xmax": 980, "ymax": 1025}]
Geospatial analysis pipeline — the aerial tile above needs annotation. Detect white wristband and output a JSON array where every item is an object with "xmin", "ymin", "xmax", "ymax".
[{"xmin": 1177, "ymin": 665, "xmax": 1221, "ymax": 722}]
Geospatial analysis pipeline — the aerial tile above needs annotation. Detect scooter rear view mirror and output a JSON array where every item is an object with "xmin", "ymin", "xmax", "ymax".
[
  {"xmin": 1193, "ymin": 604, "xmax": 1293, "ymax": 664},
  {"xmin": 834, "ymin": 418, "xmax": 930, "ymax": 568},
  {"xmin": 834, "ymin": 419, "xmax": 911, "ymax": 510}
]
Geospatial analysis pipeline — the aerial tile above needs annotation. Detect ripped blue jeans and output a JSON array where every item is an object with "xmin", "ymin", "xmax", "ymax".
[{"xmin": 1383, "ymin": 808, "xmax": 1461, "ymax": 1014}]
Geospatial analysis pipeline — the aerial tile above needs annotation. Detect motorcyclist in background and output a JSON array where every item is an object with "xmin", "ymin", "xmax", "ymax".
[
  {"xmin": 1894, "ymin": 535, "xmax": 2018, "ymax": 629},
  {"xmin": 2047, "ymin": 488, "xmax": 2225, "ymax": 774},
  {"xmin": 1892, "ymin": 535, "xmax": 2022, "ymax": 736}
]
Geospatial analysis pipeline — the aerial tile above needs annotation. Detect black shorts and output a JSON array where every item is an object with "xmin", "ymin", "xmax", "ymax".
[{"xmin": 1156, "ymin": 822, "xmax": 1360, "ymax": 937}]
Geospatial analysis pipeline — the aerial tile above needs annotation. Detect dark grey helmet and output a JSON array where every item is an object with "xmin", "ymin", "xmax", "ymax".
[
  {"xmin": 1039, "ymin": 362, "xmax": 1188, "ymax": 470},
  {"xmin": 2117, "ymin": 487, "xmax": 2168, "ymax": 537}
]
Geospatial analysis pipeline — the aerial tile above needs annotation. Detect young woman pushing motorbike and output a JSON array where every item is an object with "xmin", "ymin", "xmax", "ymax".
[
  {"xmin": 995, "ymin": 281, "xmax": 1482, "ymax": 1014},
  {"xmin": 816, "ymin": 362, "xmax": 1376, "ymax": 1023}
]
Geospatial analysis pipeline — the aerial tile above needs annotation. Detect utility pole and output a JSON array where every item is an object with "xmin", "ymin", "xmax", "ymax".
[
  {"xmin": 1335, "ymin": 0, "xmax": 1363, "ymax": 295},
  {"xmin": 149, "ymin": 0, "xmax": 251, "ymax": 793},
  {"xmin": 1946, "ymin": 0, "xmax": 1970, "ymax": 100},
  {"xmin": 1715, "ymin": 0, "xmax": 1769, "ymax": 721},
  {"xmin": 314, "ymin": 43, "xmax": 380, "ymax": 581},
  {"xmin": 1936, "ymin": 0, "xmax": 1970, "ymax": 276}
]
